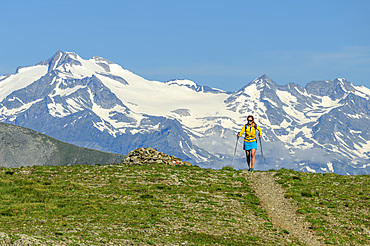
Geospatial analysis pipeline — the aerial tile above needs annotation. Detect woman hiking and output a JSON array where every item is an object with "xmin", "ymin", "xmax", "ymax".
[{"xmin": 237, "ymin": 115, "xmax": 262, "ymax": 172}]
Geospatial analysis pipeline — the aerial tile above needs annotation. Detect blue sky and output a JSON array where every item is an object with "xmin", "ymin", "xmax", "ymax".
[{"xmin": 1, "ymin": 0, "xmax": 369, "ymax": 91}]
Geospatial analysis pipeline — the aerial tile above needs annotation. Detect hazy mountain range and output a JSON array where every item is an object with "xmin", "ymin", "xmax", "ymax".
[{"xmin": 1, "ymin": 51, "xmax": 369, "ymax": 174}]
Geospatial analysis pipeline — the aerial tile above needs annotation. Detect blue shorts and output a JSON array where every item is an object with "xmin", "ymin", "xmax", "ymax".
[{"xmin": 244, "ymin": 141, "xmax": 257, "ymax": 150}]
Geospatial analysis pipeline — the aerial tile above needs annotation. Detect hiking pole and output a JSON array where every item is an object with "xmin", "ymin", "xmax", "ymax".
[
  {"xmin": 258, "ymin": 134, "xmax": 264, "ymax": 170},
  {"xmin": 232, "ymin": 136, "xmax": 239, "ymax": 169}
]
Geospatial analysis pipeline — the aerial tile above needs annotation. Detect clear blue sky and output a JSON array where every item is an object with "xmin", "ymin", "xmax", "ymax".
[{"xmin": 1, "ymin": 0, "xmax": 369, "ymax": 91}]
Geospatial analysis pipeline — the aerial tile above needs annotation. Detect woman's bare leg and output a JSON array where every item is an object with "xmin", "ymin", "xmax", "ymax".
[
  {"xmin": 251, "ymin": 149, "xmax": 256, "ymax": 169},
  {"xmin": 245, "ymin": 150, "xmax": 251, "ymax": 169}
]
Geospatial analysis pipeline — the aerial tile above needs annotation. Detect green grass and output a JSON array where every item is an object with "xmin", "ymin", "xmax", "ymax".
[
  {"xmin": 273, "ymin": 168, "xmax": 370, "ymax": 245},
  {"xmin": 0, "ymin": 164, "xmax": 299, "ymax": 245},
  {"xmin": 2, "ymin": 164, "xmax": 367, "ymax": 245}
]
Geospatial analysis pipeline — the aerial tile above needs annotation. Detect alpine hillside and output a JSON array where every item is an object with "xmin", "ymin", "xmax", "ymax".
[
  {"xmin": 0, "ymin": 122, "xmax": 124, "ymax": 167},
  {"xmin": 0, "ymin": 51, "xmax": 369, "ymax": 174}
]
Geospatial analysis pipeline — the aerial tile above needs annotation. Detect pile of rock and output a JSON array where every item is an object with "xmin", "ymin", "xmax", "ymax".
[{"xmin": 122, "ymin": 147, "xmax": 192, "ymax": 166}]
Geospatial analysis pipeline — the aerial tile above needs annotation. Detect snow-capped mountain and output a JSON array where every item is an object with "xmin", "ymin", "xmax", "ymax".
[{"xmin": 1, "ymin": 51, "xmax": 369, "ymax": 174}]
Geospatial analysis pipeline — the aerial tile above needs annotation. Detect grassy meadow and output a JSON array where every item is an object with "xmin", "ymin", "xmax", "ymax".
[
  {"xmin": 0, "ymin": 164, "xmax": 368, "ymax": 245},
  {"xmin": 274, "ymin": 168, "xmax": 369, "ymax": 245}
]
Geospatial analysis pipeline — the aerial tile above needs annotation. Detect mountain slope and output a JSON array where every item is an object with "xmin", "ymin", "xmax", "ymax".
[
  {"xmin": 0, "ymin": 51, "xmax": 369, "ymax": 174},
  {"xmin": 0, "ymin": 122, "xmax": 124, "ymax": 167}
]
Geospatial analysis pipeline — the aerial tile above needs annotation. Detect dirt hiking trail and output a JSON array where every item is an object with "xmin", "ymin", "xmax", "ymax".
[{"xmin": 247, "ymin": 171, "xmax": 324, "ymax": 246}]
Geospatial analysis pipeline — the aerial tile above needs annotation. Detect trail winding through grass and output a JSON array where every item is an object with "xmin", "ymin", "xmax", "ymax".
[{"xmin": 248, "ymin": 172, "xmax": 324, "ymax": 246}]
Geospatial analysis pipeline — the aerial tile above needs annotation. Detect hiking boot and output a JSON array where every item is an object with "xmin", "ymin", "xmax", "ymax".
[{"xmin": 251, "ymin": 168, "xmax": 254, "ymax": 173}]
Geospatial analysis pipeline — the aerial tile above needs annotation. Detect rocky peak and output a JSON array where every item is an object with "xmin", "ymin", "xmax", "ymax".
[
  {"xmin": 305, "ymin": 78, "xmax": 355, "ymax": 100},
  {"xmin": 252, "ymin": 74, "xmax": 277, "ymax": 87},
  {"xmin": 38, "ymin": 51, "xmax": 83, "ymax": 73},
  {"xmin": 236, "ymin": 74, "xmax": 279, "ymax": 94}
]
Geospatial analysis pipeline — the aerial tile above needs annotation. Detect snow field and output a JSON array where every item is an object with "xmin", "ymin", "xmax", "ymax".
[{"xmin": 0, "ymin": 65, "xmax": 48, "ymax": 101}]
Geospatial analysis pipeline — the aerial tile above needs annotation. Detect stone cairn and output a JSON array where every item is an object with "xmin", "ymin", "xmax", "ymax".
[{"xmin": 122, "ymin": 147, "xmax": 192, "ymax": 166}]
